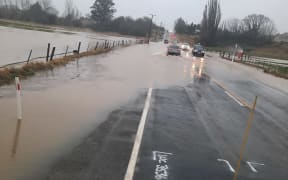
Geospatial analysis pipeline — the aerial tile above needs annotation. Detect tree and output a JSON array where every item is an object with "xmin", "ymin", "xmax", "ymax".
[
  {"xmin": 63, "ymin": 0, "xmax": 80, "ymax": 26},
  {"xmin": 243, "ymin": 14, "xmax": 276, "ymax": 37},
  {"xmin": 200, "ymin": 0, "xmax": 221, "ymax": 45},
  {"xmin": 217, "ymin": 14, "xmax": 277, "ymax": 46},
  {"xmin": 174, "ymin": 18, "xmax": 200, "ymax": 35},
  {"xmin": 39, "ymin": 0, "xmax": 52, "ymax": 11},
  {"xmin": 20, "ymin": 0, "xmax": 31, "ymax": 10},
  {"xmin": 174, "ymin": 18, "xmax": 187, "ymax": 34},
  {"xmin": 221, "ymin": 18, "xmax": 244, "ymax": 33},
  {"xmin": 90, "ymin": 0, "xmax": 116, "ymax": 25}
]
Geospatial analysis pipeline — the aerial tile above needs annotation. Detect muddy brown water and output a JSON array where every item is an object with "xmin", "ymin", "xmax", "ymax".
[
  {"xmin": 0, "ymin": 26, "xmax": 132, "ymax": 67},
  {"xmin": 0, "ymin": 43, "xmax": 205, "ymax": 180}
]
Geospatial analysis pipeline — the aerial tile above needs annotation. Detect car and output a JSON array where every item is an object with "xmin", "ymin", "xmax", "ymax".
[
  {"xmin": 167, "ymin": 45, "xmax": 181, "ymax": 56},
  {"xmin": 192, "ymin": 44, "xmax": 205, "ymax": 57},
  {"xmin": 181, "ymin": 43, "xmax": 190, "ymax": 50},
  {"xmin": 164, "ymin": 39, "xmax": 169, "ymax": 44}
]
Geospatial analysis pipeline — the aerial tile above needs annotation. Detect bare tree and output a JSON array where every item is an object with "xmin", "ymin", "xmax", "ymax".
[
  {"xmin": 63, "ymin": 0, "xmax": 80, "ymax": 25},
  {"xmin": 243, "ymin": 14, "xmax": 277, "ymax": 39},
  {"xmin": 20, "ymin": 0, "xmax": 32, "ymax": 10},
  {"xmin": 64, "ymin": 0, "xmax": 74, "ymax": 17},
  {"xmin": 38, "ymin": 0, "xmax": 51, "ymax": 11},
  {"xmin": 222, "ymin": 18, "xmax": 244, "ymax": 33}
]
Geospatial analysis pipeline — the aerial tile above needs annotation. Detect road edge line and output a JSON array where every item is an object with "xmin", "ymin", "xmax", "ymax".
[
  {"xmin": 225, "ymin": 91, "xmax": 245, "ymax": 107},
  {"xmin": 203, "ymin": 73, "xmax": 252, "ymax": 109},
  {"xmin": 124, "ymin": 88, "xmax": 153, "ymax": 180}
]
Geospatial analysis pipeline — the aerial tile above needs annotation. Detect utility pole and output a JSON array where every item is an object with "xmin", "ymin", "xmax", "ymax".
[{"xmin": 147, "ymin": 14, "xmax": 156, "ymax": 44}]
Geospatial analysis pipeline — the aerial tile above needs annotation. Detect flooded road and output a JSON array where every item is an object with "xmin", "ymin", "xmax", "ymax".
[
  {"xmin": 1, "ymin": 41, "xmax": 287, "ymax": 180},
  {"xmin": 0, "ymin": 26, "xmax": 133, "ymax": 66},
  {"xmin": 0, "ymin": 43, "xmax": 203, "ymax": 180}
]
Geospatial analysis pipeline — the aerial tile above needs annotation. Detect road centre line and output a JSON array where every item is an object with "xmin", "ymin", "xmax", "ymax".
[
  {"xmin": 225, "ymin": 91, "xmax": 245, "ymax": 107},
  {"xmin": 124, "ymin": 88, "xmax": 153, "ymax": 180}
]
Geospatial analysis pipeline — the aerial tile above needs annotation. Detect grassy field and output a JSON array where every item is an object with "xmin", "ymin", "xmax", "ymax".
[
  {"xmin": 175, "ymin": 34, "xmax": 288, "ymax": 60},
  {"xmin": 0, "ymin": 19, "xmax": 55, "ymax": 32},
  {"xmin": 245, "ymin": 43, "xmax": 288, "ymax": 60}
]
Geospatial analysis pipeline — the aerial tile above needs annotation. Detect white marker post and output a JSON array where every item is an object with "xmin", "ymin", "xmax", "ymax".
[{"xmin": 15, "ymin": 77, "xmax": 22, "ymax": 120}]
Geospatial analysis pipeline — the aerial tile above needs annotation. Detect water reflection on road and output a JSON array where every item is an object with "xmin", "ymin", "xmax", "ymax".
[{"xmin": 0, "ymin": 43, "xmax": 206, "ymax": 180}]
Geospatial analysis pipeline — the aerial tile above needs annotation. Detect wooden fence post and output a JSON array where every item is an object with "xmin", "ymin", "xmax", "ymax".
[
  {"xmin": 65, "ymin": 46, "xmax": 69, "ymax": 57},
  {"xmin": 26, "ymin": 49, "xmax": 32, "ymax": 64},
  {"xmin": 77, "ymin": 42, "xmax": 81, "ymax": 54},
  {"xmin": 46, "ymin": 43, "xmax": 50, "ymax": 62},
  {"xmin": 95, "ymin": 42, "xmax": 99, "ymax": 50},
  {"xmin": 87, "ymin": 43, "xmax": 90, "ymax": 52},
  {"xmin": 50, "ymin": 47, "xmax": 56, "ymax": 61}
]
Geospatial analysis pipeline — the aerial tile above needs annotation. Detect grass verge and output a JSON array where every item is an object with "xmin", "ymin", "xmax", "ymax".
[
  {"xmin": 0, "ymin": 48, "xmax": 111, "ymax": 86},
  {"xmin": 221, "ymin": 57, "xmax": 288, "ymax": 79},
  {"xmin": 208, "ymin": 42, "xmax": 288, "ymax": 60}
]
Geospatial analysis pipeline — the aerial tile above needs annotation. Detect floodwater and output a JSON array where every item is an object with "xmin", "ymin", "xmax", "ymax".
[
  {"xmin": 0, "ymin": 26, "xmax": 132, "ymax": 66},
  {"xmin": 0, "ymin": 43, "xmax": 205, "ymax": 180}
]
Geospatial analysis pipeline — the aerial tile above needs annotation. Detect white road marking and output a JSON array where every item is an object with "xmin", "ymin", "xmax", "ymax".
[
  {"xmin": 124, "ymin": 88, "xmax": 153, "ymax": 180},
  {"xmin": 153, "ymin": 151, "xmax": 173, "ymax": 180},
  {"xmin": 217, "ymin": 159, "xmax": 235, "ymax": 173},
  {"xmin": 225, "ymin": 91, "xmax": 244, "ymax": 107},
  {"xmin": 152, "ymin": 151, "xmax": 173, "ymax": 161},
  {"xmin": 246, "ymin": 161, "xmax": 265, "ymax": 173}
]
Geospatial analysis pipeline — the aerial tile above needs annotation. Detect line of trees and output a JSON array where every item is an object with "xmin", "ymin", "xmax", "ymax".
[
  {"xmin": 0, "ymin": 0, "xmax": 82, "ymax": 26},
  {"xmin": 174, "ymin": 18, "xmax": 200, "ymax": 35},
  {"xmin": 218, "ymin": 14, "xmax": 277, "ymax": 46},
  {"xmin": 0, "ymin": 0, "xmax": 164, "ymax": 37},
  {"xmin": 89, "ymin": 0, "xmax": 164, "ymax": 37},
  {"xmin": 199, "ymin": 0, "xmax": 277, "ymax": 46}
]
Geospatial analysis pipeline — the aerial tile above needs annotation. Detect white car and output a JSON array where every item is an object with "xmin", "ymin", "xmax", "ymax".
[{"xmin": 181, "ymin": 43, "xmax": 190, "ymax": 51}]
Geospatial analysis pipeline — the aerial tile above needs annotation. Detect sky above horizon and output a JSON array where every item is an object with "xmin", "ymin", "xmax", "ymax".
[{"xmin": 52, "ymin": 0, "xmax": 288, "ymax": 33}]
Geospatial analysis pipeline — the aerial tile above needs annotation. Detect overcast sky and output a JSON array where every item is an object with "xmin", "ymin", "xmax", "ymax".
[{"xmin": 53, "ymin": 0, "xmax": 288, "ymax": 33}]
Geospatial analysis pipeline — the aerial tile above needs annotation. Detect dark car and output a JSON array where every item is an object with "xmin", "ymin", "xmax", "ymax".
[
  {"xmin": 167, "ymin": 45, "xmax": 181, "ymax": 56},
  {"xmin": 192, "ymin": 44, "xmax": 205, "ymax": 57},
  {"xmin": 164, "ymin": 39, "xmax": 169, "ymax": 44}
]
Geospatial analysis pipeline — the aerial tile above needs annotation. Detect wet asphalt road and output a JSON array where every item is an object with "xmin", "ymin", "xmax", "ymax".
[{"xmin": 46, "ymin": 44, "xmax": 288, "ymax": 180}]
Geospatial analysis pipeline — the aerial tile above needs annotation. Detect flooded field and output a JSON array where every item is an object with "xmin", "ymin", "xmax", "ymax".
[
  {"xmin": 0, "ymin": 43, "xmax": 204, "ymax": 180},
  {"xmin": 0, "ymin": 26, "xmax": 132, "ymax": 66}
]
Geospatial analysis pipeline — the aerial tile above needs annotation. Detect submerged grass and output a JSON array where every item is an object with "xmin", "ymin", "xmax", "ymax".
[
  {"xmin": 0, "ymin": 48, "xmax": 111, "ymax": 86},
  {"xmin": 0, "ymin": 19, "xmax": 54, "ymax": 32}
]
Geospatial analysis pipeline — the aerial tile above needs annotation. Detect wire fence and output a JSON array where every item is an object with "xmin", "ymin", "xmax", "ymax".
[
  {"xmin": 219, "ymin": 51, "xmax": 288, "ymax": 78},
  {"xmin": 0, "ymin": 38, "xmax": 144, "ymax": 69},
  {"xmin": 219, "ymin": 52, "xmax": 288, "ymax": 68}
]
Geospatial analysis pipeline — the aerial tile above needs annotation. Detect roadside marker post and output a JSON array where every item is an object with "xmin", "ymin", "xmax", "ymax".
[
  {"xmin": 15, "ymin": 77, "xmax": 22, "ymax": 120},
  {"xmin": 233, "ymin": 96, "xmax": 258, "ymax": 180}
]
